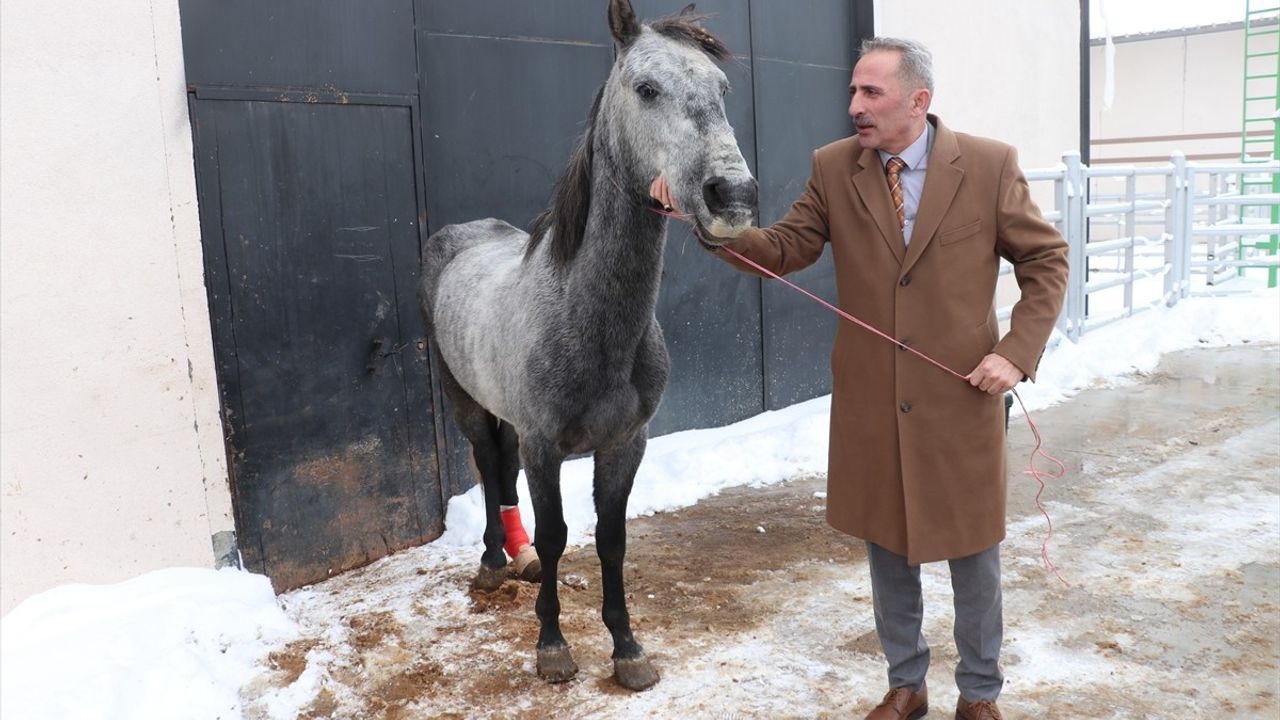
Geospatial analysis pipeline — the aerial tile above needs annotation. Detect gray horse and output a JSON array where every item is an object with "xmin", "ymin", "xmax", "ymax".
[{"xmin": 418, "ymin": 0, "xmax": 756, "ymax": 691}]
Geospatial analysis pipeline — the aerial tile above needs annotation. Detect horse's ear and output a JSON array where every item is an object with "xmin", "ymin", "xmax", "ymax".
[
  {"xmin": 679, "ymin": 3, "xmax": 697, "ymax": 17},
  {"xmin": 609, "ymin": 0, "xmax": 641, "ymax": 47}
]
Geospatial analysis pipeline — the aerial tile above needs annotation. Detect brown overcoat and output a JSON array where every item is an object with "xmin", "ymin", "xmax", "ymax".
[{"xmin": 719, "ymin": 115, "xmax": 1068, "ymax": 564}]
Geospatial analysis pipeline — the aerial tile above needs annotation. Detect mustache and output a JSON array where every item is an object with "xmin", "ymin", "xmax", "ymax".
[{"xmin": 853, "ymin": 116, "xmax": 874, "ymax": 128}]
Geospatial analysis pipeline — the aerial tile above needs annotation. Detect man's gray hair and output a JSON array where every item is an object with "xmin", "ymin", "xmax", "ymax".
[{"xmin": 859, "ymin": 37, "xmax": 934, "ymax": 93}]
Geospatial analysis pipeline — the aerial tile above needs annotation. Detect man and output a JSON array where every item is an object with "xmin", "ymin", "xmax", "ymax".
[{"xmin": 652, "ymin": 38, "xmax": 1068, "ymax": 720}]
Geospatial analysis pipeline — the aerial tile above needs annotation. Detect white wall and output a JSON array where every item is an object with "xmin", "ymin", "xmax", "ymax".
[
  {"xmin": 0, "ymin": 0, "xmax": 232, "ymax": 614},
  {"xmin": 875, "ymin": 0, "xmax": 1082, "ymax": 171},
  {"xmin": 1090, "ymin": 27, "xmax": 1250, "ymax": 164}
]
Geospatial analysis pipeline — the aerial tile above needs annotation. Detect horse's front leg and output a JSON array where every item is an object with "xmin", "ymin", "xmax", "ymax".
[
  {"xmin": 594, "ymin": 429, "xmax": 659, "ymax": 691},
  {"xmin": 522, "ymin": 437, "xmax": 576, "ymax": 682}
]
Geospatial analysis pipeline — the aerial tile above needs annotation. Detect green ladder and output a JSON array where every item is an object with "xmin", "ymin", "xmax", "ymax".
[{"xmin": 1240, "ymin": 0, "xmax": 1280, "ymax": 287}]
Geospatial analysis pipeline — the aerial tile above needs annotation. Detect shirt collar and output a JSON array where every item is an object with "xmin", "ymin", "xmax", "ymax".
[{"xmin": 878, "ymin": 122, "xmax": 931, "ymax": 171}]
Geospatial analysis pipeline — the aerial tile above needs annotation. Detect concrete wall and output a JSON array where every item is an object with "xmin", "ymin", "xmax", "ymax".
[
  {"xmin": 1090, "ymin": 26, "xmax": 1253, "ymax": 164},
  {"xmin": 0, "ymin": 0, "xmax": 233, "ymax": 614}
]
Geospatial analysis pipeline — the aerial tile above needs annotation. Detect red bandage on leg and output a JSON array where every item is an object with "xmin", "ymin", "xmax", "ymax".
[{"xmin": 500, "ymin": 507, "xmax": 531, "ymax": 559}]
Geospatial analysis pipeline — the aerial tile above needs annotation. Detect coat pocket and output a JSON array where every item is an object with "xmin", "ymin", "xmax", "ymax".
[{"xmin": 938, "ymin": 218, "xmax": 982, "ymax": 246}]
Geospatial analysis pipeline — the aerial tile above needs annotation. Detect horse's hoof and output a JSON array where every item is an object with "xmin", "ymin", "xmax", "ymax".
[
  {"xmin": 614, "ymin": 655, "xmax": 659, "ymax": 691},
  {"xmin": 471, "ymin": 563, "xmax": 507, "ymax": 593},
  {"xmin": 512, "ymin": 545, "xmax": 542, "ymax": 582},
  {"xmin": 536, "ymin": 645, "xmax": 579, "ymax": 683}
]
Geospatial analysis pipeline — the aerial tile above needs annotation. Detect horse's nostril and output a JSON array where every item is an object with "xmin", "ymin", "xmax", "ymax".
[
  {"xmin": 702, "ymin": 176, "xmax": 731, "ymax": 213},
  {"xmin": 703, "ymin": 176, "xmax": 758, "ymax": 214}
]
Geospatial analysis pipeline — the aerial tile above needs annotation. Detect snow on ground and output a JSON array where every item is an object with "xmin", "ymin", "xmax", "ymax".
[
  {"xmin": 1, "ymin": 287, "xmax": 1277, "ymax": 719},
  {"xmin": 0, "ymin": 569, "xmax": 297, "ymax": 720}
]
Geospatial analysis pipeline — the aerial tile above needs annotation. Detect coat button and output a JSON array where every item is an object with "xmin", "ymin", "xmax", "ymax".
[
  {"xmin": 900, "ymin": 401, "xmax": 912, "ymax": 413},
  {"xmin": 897, "ymin": 339, "xmax": 911, "ymax": 351},
  {"xmin": 899, "ymin": 275, "xmax": 911, "ymax": 287}
]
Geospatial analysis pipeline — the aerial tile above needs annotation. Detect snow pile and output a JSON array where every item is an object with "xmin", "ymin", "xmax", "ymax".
[
  {"xmin": 0, "ymin": 569, "xmax": 297, "ymax": 720},
  {"xmin": 1018, "ymin": 288, "xmax": 1280, "ymax": 412}
]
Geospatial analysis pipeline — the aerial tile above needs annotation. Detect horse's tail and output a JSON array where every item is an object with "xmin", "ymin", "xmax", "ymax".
[{"xmin": 418, "ymin": 218, "xmax": 527, "ymax": 333}]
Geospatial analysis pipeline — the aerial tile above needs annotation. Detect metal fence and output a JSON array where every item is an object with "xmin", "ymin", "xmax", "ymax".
[{"xmin": 1008, "ymin": 152, "xmax": 1280, "ymax": 341}]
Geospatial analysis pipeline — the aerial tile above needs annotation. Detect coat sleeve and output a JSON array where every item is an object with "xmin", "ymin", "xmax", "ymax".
[
  {"xmin": 712, "ymin": 151, "xmax": 830, "ymax": 276},
  {"xmin": 991, "ymin": 145, "xmax": 1070, "ymax": 382}
]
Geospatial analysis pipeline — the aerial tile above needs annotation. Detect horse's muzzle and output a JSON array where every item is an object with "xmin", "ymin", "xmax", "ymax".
[
  {"xmin": 697, "ymin": 174, "xmax": 757, "ymax": 244},
  {"xmin": 702, "ymin": 175, "xmax": 758, "ymax": 216}
]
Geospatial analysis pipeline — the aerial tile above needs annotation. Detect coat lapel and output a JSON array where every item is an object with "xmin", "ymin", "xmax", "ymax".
[
  {"xmin": 901, "ymin": 117, "xmax": 964, "ymax": 276},
  {"xmin": 850, "ymin": 148, "xmax": 906, "ymax": 265}
]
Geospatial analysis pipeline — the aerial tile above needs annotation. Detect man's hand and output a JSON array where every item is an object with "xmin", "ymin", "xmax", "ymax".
[
  {"xmin": 967, "ymin": 353, "xmax": 1022, "ymax": 395},
  {"xmin": 649, "ymin": 174, "xmax": 676, "ymax": 212}
]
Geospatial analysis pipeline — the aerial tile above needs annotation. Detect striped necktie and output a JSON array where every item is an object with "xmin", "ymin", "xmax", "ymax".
[{"xmin": 886, "ymin": 156, "xmax": 907, "ymax": 231}]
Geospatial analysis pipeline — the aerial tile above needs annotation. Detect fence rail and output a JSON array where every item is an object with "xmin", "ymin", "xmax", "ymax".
[{"xmin": 1006, "ymin": 151, "xmax": 1280, "ymax": 341}]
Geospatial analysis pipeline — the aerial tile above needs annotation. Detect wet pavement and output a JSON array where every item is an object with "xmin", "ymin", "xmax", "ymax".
[{"xmin": 997, "ymin": 343, "xmax": 1280, "ymax": 719}]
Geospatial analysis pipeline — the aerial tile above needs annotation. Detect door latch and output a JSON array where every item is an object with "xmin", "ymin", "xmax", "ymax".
[{"xmin": 366, "ymin": 337, "xmax": 407, "ymax": 374}]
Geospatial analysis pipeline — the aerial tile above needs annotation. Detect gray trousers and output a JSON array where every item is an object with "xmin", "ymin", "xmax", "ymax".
[{"xmin": 865, "ymin": 541, "xmax": 1004, "ymax": 702}]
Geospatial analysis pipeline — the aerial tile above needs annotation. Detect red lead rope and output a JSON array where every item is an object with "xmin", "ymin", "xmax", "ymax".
[{"xmin": 715, "ymin": 241, "xmax": 1069, "ymax": 585}]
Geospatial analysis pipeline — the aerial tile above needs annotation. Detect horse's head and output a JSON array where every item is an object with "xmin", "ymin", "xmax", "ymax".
[{"xmin": 605, "ymin": 0, "xmax": 757, "ymax": 242}]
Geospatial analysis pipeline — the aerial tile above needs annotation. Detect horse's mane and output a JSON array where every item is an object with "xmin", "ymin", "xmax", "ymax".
[
  {"xmin": 524, "ymin": 12, "xmax": 730, "ymax": 267},
  {"xmin": 525, "ymin": 84, "xmax": 604, "ymax": 267},
  {"xmin": 649, "ymin": 12, "xmax": 730, "ymax": 61}
]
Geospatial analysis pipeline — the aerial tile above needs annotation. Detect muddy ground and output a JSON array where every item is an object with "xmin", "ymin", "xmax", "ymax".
[{"xmin": 241, "ymin": 345, "xmax": 1279, "ymax": 719}]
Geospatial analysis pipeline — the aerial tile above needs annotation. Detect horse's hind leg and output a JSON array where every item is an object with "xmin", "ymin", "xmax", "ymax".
[
  {"xmin": 593, "ymin": 430, "xmax": 659, "ymax": 691},
  {"xmin": 435, "ymin": 360, "xmax": 510, "ymax": 592},
  {"xmin": 521, "ymin": 436, "xmax": 577, "ymax": 683},
  {"xmin": 495, "ymin": 421, "xmax": 540, "ymax": 582}
]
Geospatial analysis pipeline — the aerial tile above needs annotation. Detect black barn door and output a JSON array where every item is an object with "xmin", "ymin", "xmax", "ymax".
[
  {"xmin": 182, "ymin": 0, "xmax": 443, "ymax": 592},
  {"xmin": 189, "ymin": 94, "xmax": 442, "ymax": 592}
]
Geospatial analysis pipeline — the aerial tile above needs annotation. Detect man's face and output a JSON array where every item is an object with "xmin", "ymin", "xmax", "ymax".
[{"xmin": 848, "ymin": 50, "xmax": 928, "ymax": 154}]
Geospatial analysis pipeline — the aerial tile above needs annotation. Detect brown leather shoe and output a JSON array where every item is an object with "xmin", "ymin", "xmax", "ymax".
[
  {"xmin": 865, "ymin": 684, "xmax": 928, "ymax": 720},
  {"xmin": 955, "ymin": 696, "xmax": 1002, "ymax": 720}
]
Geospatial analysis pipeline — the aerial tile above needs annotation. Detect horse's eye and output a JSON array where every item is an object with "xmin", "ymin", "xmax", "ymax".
[{"xmin": 636, "ymin": 83, "xmax": 659, "ymax": 101}]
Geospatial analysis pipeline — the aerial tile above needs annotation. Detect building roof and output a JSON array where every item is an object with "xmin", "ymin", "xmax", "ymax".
[{"xmin": 1089, "ymin": 17, "xmax": 1276, "ymax": 46}]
